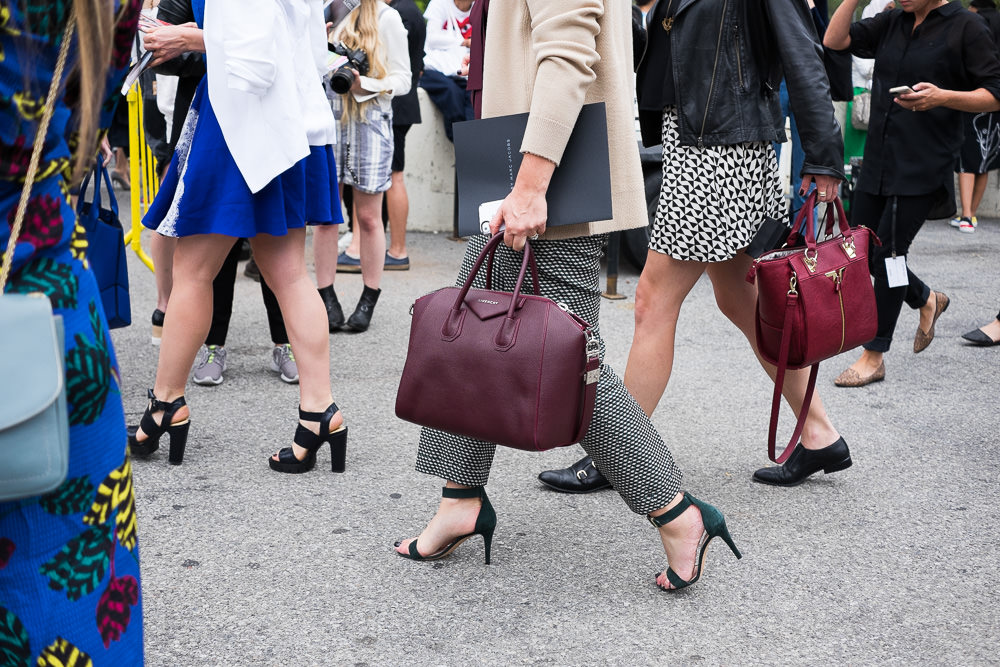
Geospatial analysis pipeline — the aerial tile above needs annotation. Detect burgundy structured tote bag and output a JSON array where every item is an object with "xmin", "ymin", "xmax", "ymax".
[
  {"xmin": 747, "ymin": 193, "xmax": 879, "ymax": 463},
  {"xmin": 395, "ymin": 232, "xmax": 601, "ymax": 452}
]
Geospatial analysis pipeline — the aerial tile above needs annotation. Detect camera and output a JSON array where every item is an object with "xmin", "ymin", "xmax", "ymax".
[{"xmin": 328, "ymin": 42, "xmax": 370, "ymax": 95}]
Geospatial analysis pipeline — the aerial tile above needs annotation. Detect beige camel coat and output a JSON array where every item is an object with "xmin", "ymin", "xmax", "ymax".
[{"xmin": 481, "ymin": 0, "xmax": 646, "ymax": 240}]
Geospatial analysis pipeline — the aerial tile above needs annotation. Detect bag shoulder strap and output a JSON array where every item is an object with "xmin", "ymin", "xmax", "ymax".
[
  {"xmin": 767, "ymin": 289, "xmax": 818, "ymax": 464},
  {"xmin": 0, "ymin": 17, "xmax": 77, "ymax": 293}
]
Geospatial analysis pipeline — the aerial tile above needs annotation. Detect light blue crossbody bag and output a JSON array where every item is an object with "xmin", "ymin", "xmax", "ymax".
[{"xmin": 0, "ymin": 19, "xmax": 74, "ymax": 502}]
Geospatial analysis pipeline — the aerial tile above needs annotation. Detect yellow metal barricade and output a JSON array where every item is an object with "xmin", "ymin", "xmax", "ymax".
[{"xmin": 122, "ymin": 81, "xmax": 156, "ymax": 271}]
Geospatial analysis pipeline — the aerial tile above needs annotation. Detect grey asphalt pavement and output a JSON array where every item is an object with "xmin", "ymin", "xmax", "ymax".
[{"xmin": 112, "ymin": 218, "xmax": 999, "ymax": 666}]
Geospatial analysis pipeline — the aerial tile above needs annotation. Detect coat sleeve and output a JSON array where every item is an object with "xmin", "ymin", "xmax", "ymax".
[
  {"xmin": 766, "ymin": 0, "xmax": 845, "ymax": 179},
  {"xmin": 214, "ymin": 0, "xmax": 279, "ymax": 96},
  {"xmin": 521, "ymin": 0, "xmax": 603, "ymax": 166}
]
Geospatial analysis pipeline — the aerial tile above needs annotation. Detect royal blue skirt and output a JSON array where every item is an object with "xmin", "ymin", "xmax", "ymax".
[{"xmin": 144, "ymin": 80, "xmax": 343, "ymax": 238}]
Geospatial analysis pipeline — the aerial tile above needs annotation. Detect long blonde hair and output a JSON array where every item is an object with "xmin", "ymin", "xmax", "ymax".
[{"xmin": 333, "ymin": 0, "xmax": 388, "ymax": 122}]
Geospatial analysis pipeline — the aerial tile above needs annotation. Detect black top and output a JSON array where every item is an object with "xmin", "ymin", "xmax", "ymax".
[
  {"xmin": 850, "ymin": 2, "xmax": 1000, "ymax": 196},
  {"xmin": 390, "ymin": 0, "xmax": 426, "ymax": 126},
  {"xmin": 635, "ymin": 0, "xmax": 678, "ymax": 110},
  {"xmin": 978, "ymin": 6, "xmax": 1000, "ymax": 45}
]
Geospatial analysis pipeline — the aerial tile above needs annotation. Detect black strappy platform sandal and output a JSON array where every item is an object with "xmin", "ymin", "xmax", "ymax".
[
  {"xmin": 394, "ymin": 486, "xmax": 497, "ymax": 565},
  {"xmin": 268, "ymin": 403, "xmax": 348, "ymax": 473},
  {"xmin": 127, "ymin": 389, "xmax": 190, "ymax": 465},
  {"xmin": 649, "ymin": 492, "xmax": 742, "ymax": 591}
]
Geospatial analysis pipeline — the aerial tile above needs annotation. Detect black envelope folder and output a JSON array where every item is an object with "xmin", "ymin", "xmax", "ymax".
[{"xmin": 452, "ymin": 102, "xmax": 613, "ymax": 237}]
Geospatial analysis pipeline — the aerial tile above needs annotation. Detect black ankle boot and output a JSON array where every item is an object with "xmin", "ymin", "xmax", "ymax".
[
  {"xmin": 343, "ymin": 285, "xmax": 381, "ymax": 332},
  {"xmin": 752, "ymin": 437, "xmax": 852, "ymax": 487},
  {"xmin": 318, "ymin": 285, "xmax": 344, "ymax": 331}
]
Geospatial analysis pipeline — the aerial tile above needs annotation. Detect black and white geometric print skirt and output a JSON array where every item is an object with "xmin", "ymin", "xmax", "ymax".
[{"xmin": 650, "ymin": 106, "xmax": 785, "ymax": 262}]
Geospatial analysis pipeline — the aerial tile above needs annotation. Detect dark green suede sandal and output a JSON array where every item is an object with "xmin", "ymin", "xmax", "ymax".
[
  {"xmin": 395, "ymin": 486, "xmax": 497, "ymax": 565},
  {"xmin": 649, "ymin": 492, "xmax": 742, "ymax": 591}
]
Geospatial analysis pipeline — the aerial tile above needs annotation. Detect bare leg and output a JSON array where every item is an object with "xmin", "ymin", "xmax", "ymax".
[
  {"xmin": 971, "ymin": 172, "xmax": 989, "ymax": 218},
  {"xmin": 346, "ymin": 197, "xmax": 362, "ymax": 257},
  {"xmin": 623, "ymin": 250, "xmax": 706, "ymax": 416},
  {"xmin": 353, "ymin": 190, "xmax": 386, "ymax": 290},
  {"xmin": 251, "ymin": 229, "xmax": 341, "ymax": 460},
  {"xmin": 386, "ymin": 170, "xmax": 409, "ymax": 258},
  {"xmin": 706, "ymin": 253, "xmax": 840, "ymax": 450},
  {"xmin": 313, "ymin": 224, "xmax": 339, "ymax": 288},
  {"xmin": 137, "ymin": 233, "xmax": 234, "ymax": 439},
  {"xmin": 150, "ymin": 233, "xmax": 175, "ymax": 313},
  {"xmin": 959, "ymin": 172, "xmax": 975, "ymax": 218}
]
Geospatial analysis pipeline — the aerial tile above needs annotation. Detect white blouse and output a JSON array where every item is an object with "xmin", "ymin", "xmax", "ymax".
[
  {"xmin": 204, "ymin": 0, "xmax": 337, "ymax": 193},
  {"xmin": 335, "ymin": 4, "xmax": 412, "ymax": 112}
]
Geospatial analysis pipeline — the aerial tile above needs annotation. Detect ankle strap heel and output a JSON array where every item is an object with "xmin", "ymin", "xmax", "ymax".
[
  {"xmin": 271, "ymin": 403, "xmax": 348, "ymax": 474},
  {"xmin": 128, "ymin": 389, "xmax": 189, "ymax": 464},
  {"xmin": 649, "ymin": 492, "xmax": 742, "ymax": 592},
  {"xmin": 441, "ymin": 486, "xmax": 486, "ymax": 500},
  {"xmin": 398, "ymin": 486, "xmax": 497, "ymax": 565}
]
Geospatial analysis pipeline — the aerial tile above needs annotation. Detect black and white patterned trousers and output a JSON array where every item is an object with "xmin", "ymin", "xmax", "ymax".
[{"xmin": 415, "ymin": 234, "xmax": 683, "ymax": 515}]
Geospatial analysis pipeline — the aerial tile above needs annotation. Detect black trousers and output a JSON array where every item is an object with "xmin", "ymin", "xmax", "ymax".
[
  {"xmin": 852, "ymin": 190, "xmax": 936, "ymax": 353},
  {"xmin": 205, "ymin": 240, "xmax": 287, "ymax": 347}
]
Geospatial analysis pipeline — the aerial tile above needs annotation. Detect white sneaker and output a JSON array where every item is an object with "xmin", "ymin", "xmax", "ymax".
[
  {"xmin": 949, "ymin": 216, "xmax": 963, "ymax": 228},
  {"xmin": 959, "ymin": 216, "xmax": 976, "ymax": 233},
  {"xmin": 192, "ymin": 345, "xmax": 226, "ymax": 385},
  {"xmin": 270, "ymin": 344, "xmax": 299, "ymax": 384}
]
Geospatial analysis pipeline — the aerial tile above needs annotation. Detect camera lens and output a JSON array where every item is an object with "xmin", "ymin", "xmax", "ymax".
[{"xmin": 330, "ymin": 67, "xmax": 356, "ymax": 95}]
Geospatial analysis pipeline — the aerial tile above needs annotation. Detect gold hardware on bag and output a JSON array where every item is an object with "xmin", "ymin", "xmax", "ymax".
[
  {"xmin": 788, "ymin": 274, "xmax": 798, "ymax": 295},
  {"xmin": 824, "ymin": 267, "xmax": 845, "ymax": 291},
  {"xmin": 842, "ymin": 238, "xmax": 857, "ymax": 259},
  {"xmin": 803, "ymin": 249, "xmax": 818, "ymax": 273}
]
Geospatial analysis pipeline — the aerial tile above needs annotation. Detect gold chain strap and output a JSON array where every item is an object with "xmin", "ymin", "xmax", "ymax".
[{"xmin": 0, "ymin": 16, "xmax": 77, "ymax": 293}]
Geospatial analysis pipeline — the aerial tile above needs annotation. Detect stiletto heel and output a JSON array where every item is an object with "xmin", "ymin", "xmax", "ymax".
[
  {"xmin": 396, "ymin": 486, "xmax": 497, "ymax": 565},
  {"xmin": 127, "ymin": 389, "xmax": 189, "ymax": 465},
  {"xmin": 268, "ymin": 403, "xmax": 347, "ymax": 474},
  {"xmin": 648, "ymin": 492, "xmax": 741, "ymax": 591}
]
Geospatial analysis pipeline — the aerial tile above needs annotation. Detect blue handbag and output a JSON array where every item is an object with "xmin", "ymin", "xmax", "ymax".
[{"xmin": 78, "ymin": 161, "xmax": 131, "ymax": 328}]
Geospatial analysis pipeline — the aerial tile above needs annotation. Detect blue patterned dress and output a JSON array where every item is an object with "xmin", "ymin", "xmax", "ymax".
[{"xmin": 0, "ymin": 2, "xmax": 144, "ymax": 664}]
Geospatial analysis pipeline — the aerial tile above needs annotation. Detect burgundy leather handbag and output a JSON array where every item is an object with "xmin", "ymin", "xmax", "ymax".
[
  {"xmin": 395, "ymin": 232, "xmax": 601, "ymax": 452},
  {"xmin": 746, "ymin": 192, "xmax": 878, "ymax": 463}
]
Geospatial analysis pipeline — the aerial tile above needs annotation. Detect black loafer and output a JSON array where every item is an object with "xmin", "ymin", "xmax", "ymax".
[
  {"xmin": 538, "ymin": 455, "xmax": 611, "ymax": 494},
  {"xmin": 752, "ymin": 437, "xmax": 852, "ymax": 487}
]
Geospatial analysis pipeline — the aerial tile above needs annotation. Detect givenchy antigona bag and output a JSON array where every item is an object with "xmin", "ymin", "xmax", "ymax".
[
  {"xmin": 746, "ymin": 192, "xmax": 878, "ymax": 463},
  {"xmin": 395, "ymin": 232, "xmax": 601, "ymax": 452}
]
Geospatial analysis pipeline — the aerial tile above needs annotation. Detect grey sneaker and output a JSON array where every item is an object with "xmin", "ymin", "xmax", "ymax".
[
  {"xmin": 192, "ymin": 345, "xmax": 227, "ymax": 385},
  {"xmin": 270, "ymin": 344, "xmax": 299, "ymax": 384}
]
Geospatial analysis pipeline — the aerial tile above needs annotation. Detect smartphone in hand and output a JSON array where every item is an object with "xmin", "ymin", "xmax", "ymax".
[{"xmin": 889, "ymin": 85, "xmax": 916, "ymax": 97}]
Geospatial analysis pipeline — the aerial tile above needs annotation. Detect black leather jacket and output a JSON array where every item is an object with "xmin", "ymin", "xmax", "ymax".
[{"xmin": 636, "ymin": 0, "xmax": 844, "ymax": 180}]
